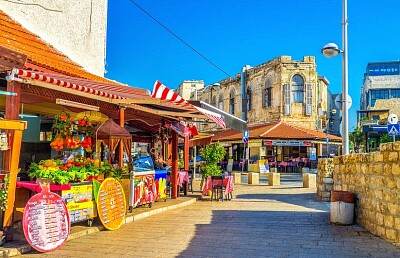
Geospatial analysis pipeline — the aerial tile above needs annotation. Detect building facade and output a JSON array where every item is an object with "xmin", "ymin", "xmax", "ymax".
[
  {"xmin": 175, "ymin": 80, "xmax": 204, "ymax": 100},
  {"xmin": 195, "ymin": 56, "xmax": 330, "ymax": 132},
  {"xmin": 360, "ymin": 61, "xmax": 400, "ymax": 111},
  {"xmin": 0, "ymin": 0, "xmax": 108, "ymax": 76}
]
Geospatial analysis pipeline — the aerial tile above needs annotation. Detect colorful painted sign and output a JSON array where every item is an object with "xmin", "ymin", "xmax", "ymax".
[
  {"xmin": 23, "ymin": 184, "xmax": 70, "ymax": 252},
  {"xmin": 133, "ymin": 174, "xmax": 157, "ymax": 207},
  {"xmin": 61, "ymin": 182, "xmax": 96, "ymax": 224},
  {"xmin": 258, "ymin": 160, "xmax": 269, "ymax": 173},
  {"xmin": 96, "ymin": 178, "xmax": 126, "ymax": 230}
]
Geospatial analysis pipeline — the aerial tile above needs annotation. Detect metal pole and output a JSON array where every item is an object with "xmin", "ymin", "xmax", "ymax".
[
  {"xmin": 241, "ymin": 143, "xmax": 245, "ymax": 172},
  {"xmin": 342, "ymin": 0, "xmax": 349, "ymax": 155}
]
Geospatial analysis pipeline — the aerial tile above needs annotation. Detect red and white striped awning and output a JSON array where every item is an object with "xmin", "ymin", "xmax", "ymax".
[
  {"xmin": 151, "ymin": 80, "xmax": 226, "ymax": 129},
  {"xmin": 9, "ymin": 68, "xmax": 151, "ymax": 100}
]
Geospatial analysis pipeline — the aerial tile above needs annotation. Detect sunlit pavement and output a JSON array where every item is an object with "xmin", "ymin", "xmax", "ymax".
[{"xmin": 20, "ymin": 174, "xmax": 400, "ymax": 258}]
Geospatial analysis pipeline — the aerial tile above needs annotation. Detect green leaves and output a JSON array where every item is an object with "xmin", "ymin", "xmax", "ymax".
[{"xmin": 201, "ymin": 142, "xmax": 226, "ymax": 177}]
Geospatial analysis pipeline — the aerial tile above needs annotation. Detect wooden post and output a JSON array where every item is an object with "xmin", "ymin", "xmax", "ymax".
[
  {"xmin": 1, "ymin": 120, "xmax": 26, "ymax": 239},
  {"xmin": 171, "ymin": 130, "xmax": 178, "ymax": 199},
  {"xmin": 184, "ymin": 135, "xmax": 189, "ymax": 171},
  {"xmin": 118, "ymin": 107, "xmax": 125, "ymax": 166},
  {"xmin": 3, "ymin": 81, "xmax": 21, "ymax": 172}
]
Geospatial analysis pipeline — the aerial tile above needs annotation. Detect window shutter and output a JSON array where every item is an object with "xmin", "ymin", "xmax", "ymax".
[
  {"xmin": 262, "ymin": 88, "xmax": 266, "ymax": 108},
  {"xmin": 306, "ymin": 84, "xmax": 312, "ymax": 115},
  {"xmin": 283, "ymin": 84, "xmax": 291, "ymax": 115}
]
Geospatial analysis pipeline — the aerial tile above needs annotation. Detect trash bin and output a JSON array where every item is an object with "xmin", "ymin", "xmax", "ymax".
[{"xmin": 330, "ymin": 190, "xmax": 355, "ymax": 225}]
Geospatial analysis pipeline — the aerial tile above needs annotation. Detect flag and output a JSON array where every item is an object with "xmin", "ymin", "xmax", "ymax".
[{"xmin": 151, "ymin": 81, "xmax": 226, "ymax": 129}]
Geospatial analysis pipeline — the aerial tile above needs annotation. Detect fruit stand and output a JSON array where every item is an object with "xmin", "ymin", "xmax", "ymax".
[{"xmin": 15, "ymin": 112, "xmax": 115, "ymax": 227}]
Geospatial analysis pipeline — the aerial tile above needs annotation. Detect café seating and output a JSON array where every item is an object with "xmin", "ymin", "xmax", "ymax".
[{"xmin": 211, "ymin": 175, "xmax": 225, "ymax": 202}]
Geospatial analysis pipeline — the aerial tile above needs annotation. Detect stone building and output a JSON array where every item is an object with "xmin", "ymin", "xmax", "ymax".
[
  {"xmin": 195, "ymin": 56, "xmax": 330, "ymax": 132},
  {"xmin": 358, "ymin": 61, "xmax": 400, "ymax": 152},
  {"xmin": 179, "ymin": 56, "xmax": 343, "ymax": 169}
]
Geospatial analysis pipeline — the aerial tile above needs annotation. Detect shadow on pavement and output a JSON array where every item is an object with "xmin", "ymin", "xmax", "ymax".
[
  {"xmin": 177, "ymin": 210, "xmax": 399, "ymax": 258},
  {"xmin": 235, "ymin": 193, "xmax": 327, "ymax": 212}
]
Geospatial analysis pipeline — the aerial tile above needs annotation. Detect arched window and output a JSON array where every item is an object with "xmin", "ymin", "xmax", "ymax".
[
  {"xmin": 246, "ymin": 87, "xmax": 252, "ymax": 111},
  {"xmin": 218, "ymin": 94, "xmax": 224, "ymax": 110},
  {"xmin": 204, "ymin": 98, "xmax": 209, "ymax": 104},
  {"xmin": 264, "ymin": 78, "xmax": 273, "ymax": 107},
  {"xmin": 229, "ymin": 90, "xmax": 235, "ymax": 115},
  {"xmin": 291, "ymin": 74, "xmax": 304, "ymax": 103}
]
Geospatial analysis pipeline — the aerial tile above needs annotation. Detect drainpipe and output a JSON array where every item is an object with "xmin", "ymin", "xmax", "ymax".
[
  {"xmin": 241, "ymin": 65, "xmax": 253, "ymax": 121},
  {"xmin": 241, "ymin": 67, "xmax": 246, "ymax": 121}
]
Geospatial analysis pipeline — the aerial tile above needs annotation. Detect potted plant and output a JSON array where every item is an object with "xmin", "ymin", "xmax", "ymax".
[{"xmin": 200, "ymin": 142, "xmax": 226, "ymax": 178}]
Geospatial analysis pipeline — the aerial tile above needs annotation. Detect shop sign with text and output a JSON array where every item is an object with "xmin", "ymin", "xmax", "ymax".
[{"xmin": 263, "ymin": 140, "xmax": 312, "ymax": 146}]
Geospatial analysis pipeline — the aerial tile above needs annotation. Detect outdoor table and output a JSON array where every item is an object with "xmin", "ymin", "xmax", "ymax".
[{"xmin": 202, "ymin": 176, "xmax": 234, "ymax": 200}]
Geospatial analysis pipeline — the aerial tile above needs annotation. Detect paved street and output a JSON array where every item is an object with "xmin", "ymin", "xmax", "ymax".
[{"xmin": 20, "ymin": 174, "xmax": 400, "ymax": 258}]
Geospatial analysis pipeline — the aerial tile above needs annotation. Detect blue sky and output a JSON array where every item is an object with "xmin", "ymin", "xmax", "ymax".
[{"xmin": 106, "ymin": 0, "xmax": 400, "ymax": 131}]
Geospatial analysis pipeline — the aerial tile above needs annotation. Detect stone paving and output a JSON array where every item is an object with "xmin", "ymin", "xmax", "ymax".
[{"xmin": 15, "ymin": 174, "xmax": 400, "ymax": 257}]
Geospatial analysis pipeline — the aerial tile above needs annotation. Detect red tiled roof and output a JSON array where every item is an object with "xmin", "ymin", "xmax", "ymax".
[
  {"xmin": 0, "ymin": 10, "xmax": 116, "ymax": 84},
  {"xmin": 212, "ymin": 121, "xmax": 342, "ymax": 142}
]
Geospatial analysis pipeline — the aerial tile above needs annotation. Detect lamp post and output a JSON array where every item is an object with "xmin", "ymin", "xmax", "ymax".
[{"xmin": 321, "ymin": 0, "xmax": 349, "ymax": 155}]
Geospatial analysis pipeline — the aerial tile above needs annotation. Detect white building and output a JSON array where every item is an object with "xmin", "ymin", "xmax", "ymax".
[{"xmin": 0, "ymin": 0, "xmax": 108, "ymax": 76}]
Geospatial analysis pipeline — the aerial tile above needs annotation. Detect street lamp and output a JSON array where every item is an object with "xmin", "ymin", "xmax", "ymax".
[{"xmin": 321, "ymin": 0, "xmax": 349, "ymax": 155}]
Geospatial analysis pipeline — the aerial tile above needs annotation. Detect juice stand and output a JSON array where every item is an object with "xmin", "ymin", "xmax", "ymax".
[{"xmin": 130, "ymin": 155, "xmax": 167, "ymax": 209}]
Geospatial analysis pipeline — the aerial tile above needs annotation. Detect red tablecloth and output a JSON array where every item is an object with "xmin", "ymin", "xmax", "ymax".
[
  {"xmin": 202, "ymin": 176, "xmax": 234, "ymax": 197},
  {"xmin": 178, "ymin": 170, "xmax": 189, "ymax": 187},
  {"xmin": 16, "ymin": 181, "xmax": 71, "ymax": 193}
]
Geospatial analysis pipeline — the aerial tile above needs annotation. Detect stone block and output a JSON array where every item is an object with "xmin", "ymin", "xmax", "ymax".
[
  {"xmin": 231, "ymin": 172, "xmax": 242, "ymax": 184},
  {"xmin": 303, "ymin": 173, "xmax": 316, "ymax": 188},
  {"xmin": 268, "ymin": 173, "xmax": 280, "ymax": 186},
  {"xmin": 384, "ymin": 215, "xmax": 395, "ymax": 228},
  {"xmin": 321, "ymin": 191, "xmax": 331, "ymax": 198},
  {"xmin": 322, "ymin": 178, "xmax": 333, "ymax": 184},
  {"xmin": 386, "ymin": 228, "xmax": 397, "ymax": 241},
  {"xmin": 395, "ymin": 218, "xmax": 400, "ymax": 230},
  {"xmin": 376, "ymin": 225, "xmax": 386, "ymax": 237},
  {"xmin": 248, "ymin": 172, "xmax": 259, "ymax": 185}
]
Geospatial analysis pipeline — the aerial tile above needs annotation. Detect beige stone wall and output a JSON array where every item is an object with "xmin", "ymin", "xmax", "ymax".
[
  {"xmin": 317, "ymin": 158, "xmax": 334, "ymax": 201},
  {"xmin": 318, "ymin": 142, "xmax": 400, "ymax": 245}
]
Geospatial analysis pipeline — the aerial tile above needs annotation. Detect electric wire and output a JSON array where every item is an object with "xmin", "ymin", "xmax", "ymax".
[{"xmin": 128, "ymin": 0, "xmax": 231, "ymax": 78}]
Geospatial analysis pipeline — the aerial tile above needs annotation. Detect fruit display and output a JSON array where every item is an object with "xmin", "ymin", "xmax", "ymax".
[
  {"xmin": 50, "ymin": 136, "xmax": 64, "ymax": 151},
  {"xmin": 28, "ymin": 157, "xmax": 110, "ymax": 185},
  {"xmin": 50, "ymin": 111, "xmax": 96, "ymax": 152}
]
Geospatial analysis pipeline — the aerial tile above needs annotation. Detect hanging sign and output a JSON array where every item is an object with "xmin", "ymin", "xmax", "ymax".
[
  {"xmin": 96, "ymin": 178, "xmax": 126, "ymax": 230},
  {"xmin": 23, "ymin": 184, "xmax": 70, "ymax": 252}
]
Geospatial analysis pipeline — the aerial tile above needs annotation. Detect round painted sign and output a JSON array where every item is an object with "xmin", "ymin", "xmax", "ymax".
[
  {"xmin": 96, "ymin": 178, "xmax": 126, "ymax": 230},
  {"xmin": 23, "ymin": 184, "xmax": 70, "ymax": 252}
]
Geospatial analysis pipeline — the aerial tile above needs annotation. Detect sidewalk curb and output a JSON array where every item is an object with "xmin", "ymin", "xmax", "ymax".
[{"xmin": 0, "ymin": 198, "xmax": 197, "ymax": 257}]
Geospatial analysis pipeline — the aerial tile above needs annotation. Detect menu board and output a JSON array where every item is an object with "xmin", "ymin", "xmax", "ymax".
[
  {"xmin": 23, "ymin": 185, "xmax": 70, "ymax": 252},
  {"xmin": 258, "ymin": 160, "xmax": 269, "ymax": 173},
  {"xmin": 62, "ymin": 182, "xmax": 96, "ymax": 224},
  {"xmin": 96, "ymin": 178, "xmax": 126, "ymax": 230}
]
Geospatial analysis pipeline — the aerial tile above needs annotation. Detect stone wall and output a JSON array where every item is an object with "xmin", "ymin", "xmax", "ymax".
[
  {"xmin": 318, "ymin": 142, "xmax": 400, "ymax": 245},
  {"xmin": 317, "ymin": 158, "xmax": 334, "ymax": 201}
]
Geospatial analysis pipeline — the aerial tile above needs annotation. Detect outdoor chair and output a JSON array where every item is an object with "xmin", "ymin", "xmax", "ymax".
[{"xmin": 211, "ymin": 175, "xmax": 225, "ymax": 202}]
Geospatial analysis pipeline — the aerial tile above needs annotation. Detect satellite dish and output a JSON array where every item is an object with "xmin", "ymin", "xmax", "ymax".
[
  {"xmin": 388, "ymin": 114, "xmax": 398, "ymax": 124},
  {"xmin": 334, "ymin": 94, "xmax": 352, "ymax": 110}
]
